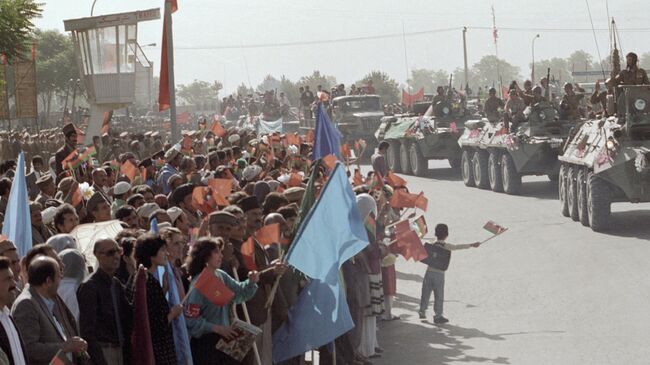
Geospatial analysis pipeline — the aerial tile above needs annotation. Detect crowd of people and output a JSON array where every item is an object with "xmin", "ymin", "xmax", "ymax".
[{"xmin": 0, "ymin": 109, "xmax": 424, "ymax": 365}]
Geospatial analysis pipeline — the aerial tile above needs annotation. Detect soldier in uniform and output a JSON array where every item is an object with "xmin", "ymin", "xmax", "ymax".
[
  {"xmin": 504, "ymin": 89, "xmax": 526, "ymax": 131},
  {"xmin": 590, "ymin": 79, "xmax": 616, "ymax": 117},
  {"xmin": 614, "ymin": 52, "xmax": 650, "ymax": 86},
  {"xmin": 484, "ymin": 87, "xmax": 504, "ymax": 123},
  {"xmin": 54, "ymin": 123, "xmax": 80, "ymax": 184},
  {"xmin": 559, "ymin": 83, "xmax": 584, "ymax": 121},
  {"xmin": 431, "ymin": 86, "xmax": 447, "ymax": 108}
]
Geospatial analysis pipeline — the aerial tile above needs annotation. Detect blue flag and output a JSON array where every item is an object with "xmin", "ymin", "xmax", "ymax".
[
  {"xmin": 312, "ymin": 103, "xmax": 341, "ymax": 160},
  {"xmin": 286, "ymin": 162, "xmax": 368, "ymax": 281},
  {"xmin": 2, "ymin": 152, "xmax": 32, "ymax": 256},
  {"xmin": 272, "ymin": 276, "xmax": 354, "ymax": 363},
  {"xmin": 150, "ymin": 217, "xmax": 159, "ymax": 233}
]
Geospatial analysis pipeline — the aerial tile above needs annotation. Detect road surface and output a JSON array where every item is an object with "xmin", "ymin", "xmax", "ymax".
[{"xmin": 372, "ymin": 160, "xmax": 650, "ymax": 365}]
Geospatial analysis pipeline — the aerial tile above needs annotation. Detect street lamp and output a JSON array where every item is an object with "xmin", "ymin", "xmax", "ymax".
[
  {"xmin": 141, "ymin": 43, "xmax": 157, "ymax": 48},
  {"xmin": 531, "ymin": 34, "xmax": 540, "ymax": 82}
]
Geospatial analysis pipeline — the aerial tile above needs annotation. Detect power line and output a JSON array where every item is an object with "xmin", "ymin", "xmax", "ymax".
[{"xmin": 160, "ymin": 26, "xmax": 650, "ymax": 51}]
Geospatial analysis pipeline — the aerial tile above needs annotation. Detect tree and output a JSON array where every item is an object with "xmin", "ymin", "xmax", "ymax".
[
  {"xmin": 236, "ymin": 83, "xmax": 253, "ymax": 97},
  {"xmin": 0, "ymin": 0, "xmax": 42, "ymax": 63},
  {"xmin": 256, "ymin": 74, "xmax": 281, "ymax": 93},
  {"xmin": 567, "ymin": 50, "xmax": 594, "ymax": 73},
  {"xmin": 408, "ymin": 68, "xmax": 450, "ymax": 94},
  {"xmin": 297, "ymin": 71, "xmax": 336, "ymax": 92},
  {"xmin": 278, "ymin": 75, "xmax": 299, "ymax": 106},
  {"xmin": 177, "ymin": 79, "xmax": 222, "ymax": 106},
  {"xmin": 470, "ymin": 55, "xmax": 521, "ymax": 90},
  {"xmin": 531, "ymin": 57, "xmax": 572, "ymax": 84},
  {"xmin": 34, "ymin": 29, "xmax": 77, "ymax": 120},
  {"xmin": 356, "ymin": 70, "xmax": 400, "ymax": 104}
]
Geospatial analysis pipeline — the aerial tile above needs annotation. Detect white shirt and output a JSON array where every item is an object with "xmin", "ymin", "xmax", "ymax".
[{"xmin": 0, "ymin": 306, "xmax": 26, "ymax": 365}]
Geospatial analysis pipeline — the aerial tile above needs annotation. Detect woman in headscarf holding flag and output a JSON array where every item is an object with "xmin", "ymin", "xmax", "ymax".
[{"xmin": 185, "ymin": 237, "xmax": 259, "ymax": 365}]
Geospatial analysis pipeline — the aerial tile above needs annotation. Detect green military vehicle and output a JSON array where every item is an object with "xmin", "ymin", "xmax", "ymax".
[
  {"xmin": 374, "ymin": 97, "xmax": 474, "ymax": 177},
  {"xmin": 558, "ymin": 85, "xmax": 650, "ymax": 232},
  {"xmin": 458, "ymin": 100, "xmax": 572, "ymax": 194}
]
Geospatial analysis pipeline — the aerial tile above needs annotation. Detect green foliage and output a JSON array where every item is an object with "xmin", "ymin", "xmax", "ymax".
[
  {"xmin": 34, "ymin": 29, "xmax": 77, "ymax": 95},
  {"xmin": 297, "ymin": 70, "xmax": 336, "ymax": 92},
  {"xmin": 0, "ymin": 0, "xmax": 42, "ymax": 63},
  {"xmin": 531, "ymin": 57, "xmax": 572, "ymax": 84},
  {"xmin": 470, "ymin": 55, "xmax": 521, "ymax": 89},
  {"xmin": 256, "ymin": 74, "xmax": 281, "ymax": 93},
  {"xmin": 236, "ymin": 83, "xmax": 254, "ymax": 97},
  {"xmin": 356, "ymin": 70, "xmax": 399, "ymax": 104},
  {"xmin": 177, "ymin": 79, "xmax": 222, "ymax": 105},
  {"xmin": 408, "ymin": 68, "xmax": 450, "ymax": 94}
]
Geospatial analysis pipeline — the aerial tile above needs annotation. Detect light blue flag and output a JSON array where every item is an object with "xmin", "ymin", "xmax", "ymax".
[
  {"xmin": 286, "ymin": 162, "xmax": 369, "ymax": 281},
  {"xmin": 150, "ymin": 217, "xmax": 159, "ymax": 233},
  {"xmin": 312, "ymin": 103, "xmax": 342, "ymax": 160},
  {"xmin": 2, "ymin": 152, "xmax": 32, "ymax": 256},
  {"xmin": 272, "ymin": 276, "xmax": 354, "ymax": 363}
]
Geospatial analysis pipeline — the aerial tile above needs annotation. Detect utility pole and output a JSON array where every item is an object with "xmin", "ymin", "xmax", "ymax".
[
  {"xmin": 164, "ymin": 0, "xmax": 179, "ymax": 143},
  {"xmin": 531, "ymin": 34, "xmax": 540, "ymax": 82},
  {"xmin": 462, "ymin": 27, "xmax": 469, "ymax": 92}
]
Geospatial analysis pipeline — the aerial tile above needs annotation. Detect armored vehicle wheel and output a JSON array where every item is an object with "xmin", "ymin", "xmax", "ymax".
[
  {"xmin": 461, "ymin": 150, "xmax": 475, "ymax": 187},
  {"xmin": 587, "ymin": 173, "xmax": 611, "ymax": 232},
  {"xmin": 488, "ymin": 152, "xmax": 503, "ymax": 192},
  {"xmin": 472, "ymin": 151, "xmax": 490, "ymax": 189},
  {"xmin": 501, "ymin": 153, "xmax": 521, "ymax": 195},
  {"xmin": 576, "ymin": 168, "xmax": 589, "ymax": 226},
  {"xmin": 567, "ymin": 166, "xmax": 579, "ymax": 221},
  {"xmin": 400, "ymin": 141, "xmax": 412, "ymax": 175},
  {"xmin": 559, "ymin": 165, "xmax": 570, "ymax": 217},
  {"xmin": 448, "ymin": 158, "xmax": 461, "ymax": 169},
  {"xmin": 409, "ymin": 143, "xmax": 428, "ymax": 177},
  {"xmin": 386, "ymin": 141, "xmax": 401, "ymax": 173}
]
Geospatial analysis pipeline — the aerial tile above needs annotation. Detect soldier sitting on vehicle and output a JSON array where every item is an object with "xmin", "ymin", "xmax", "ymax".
[
  {"xmin": 590, "ymin": 79, "xmax": 616, "ymax": 117},
  {"xmin": 559, "ymin": 83, "xmax": 584, "ymax": 121},
  {"xmin": 504, "ymin": 89, "xmax": 526, "ymax": 132},
  {"xmin": 484, "ymin": 87, "xmax": 504, "ymax": 123},
  {"xmin": 431, "ymin": 86, "xmax": 447, "ymax": 106}
]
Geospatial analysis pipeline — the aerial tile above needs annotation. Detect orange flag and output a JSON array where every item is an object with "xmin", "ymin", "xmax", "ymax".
[
  {"xmin": 140, "ymin": 166, "xmax": 147, "ymax": 182},
  {"xmin": 207, "ymin": 178, "xmax": 231, "ymax": 206},
  {"xmin": 158, "ymin": 0, "xmax": 179, "ymax": 111},
  {"xmin": 323, "ymin": 154, "xmax": 337, "ymax": 171},
  {"xmin": 210, "ymin": 120, "xmax": 227, "ymax": 137},
  {"xmin": 286, "ymin": 133, "xmax": 300, "ymax": 146},
  {"xmin": 193, "ymin": 267, "xmax": 234, "ymax": 306},
  {"xmin": 288, "ymin": 172, "xmax": 303, "ymax": 187},
  {"xmin": 391, "ymin": 229, "xmax": 428, "ymax": 261},
  {"xmin": 390, "ymin": 189, "xmax": 428, "ymax": 211},
  {"xmin": 386, "ymin": 171, "xmax": 407, "ymax": 188},
  {"xmin": 192, "ymin": 186, "xmax": 217, "ymax": 214},
  {"xmin": 240, "ymin": 237, "xmax": 257, "ymax": 271},
  {"xmin": 340, "ymin": 144, "xmax": 351, "ymax": 159},
  {"xmin": 120, "ymin": 160, "xmax": 137, "ymax": 182},
  {"xmin": 255, "ymin": 223, "xmax": 281, "ymax": 246}
]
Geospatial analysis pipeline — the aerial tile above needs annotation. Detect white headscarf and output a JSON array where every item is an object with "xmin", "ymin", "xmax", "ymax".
[{"xmin": 356, "ymin": 193, "xmax": 377, "ymax": 221}]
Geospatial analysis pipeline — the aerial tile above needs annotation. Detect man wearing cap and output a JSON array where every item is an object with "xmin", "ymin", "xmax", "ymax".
[
  {"xmin": 283, "ymin": 187, "xmax": 305, "ymax": 205},
  {"xmin": 35, "ymin": 175, "xmax": 56, "ymax": 207},
  {"xmin": 111, "ymin": 181, "xmax": 132, "ymax": 218},
  {"xmin": 166, "ymin": 207, "xmax": 189, "ymax": 236},
  {"xmin": 169, "ymin": 184, "xmax": 201, "ymax": 229},
  {"xmin": 54, "ymin": 124, "xmax": 80, "ymax": 184},
  {"xmin": 208, "ymin": 211, "xmax": 238, "ymax": 242},
  {"xmin": 30, "ymin": 202, "xmax": 55, "ymax": 246},
  {"xmin": 157, "ymin": 147, "xmax": 182, "ymax": 195},
  {"xmin": 136, "ymin": 203, "xmax": 160, "ymax": 231}
]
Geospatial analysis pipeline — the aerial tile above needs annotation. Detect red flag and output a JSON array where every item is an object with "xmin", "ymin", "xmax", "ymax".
[
  {"xmin": 140, "ymin": 166, "xmax": 147, "ymax": 182},
  {"xmin": 207, "ymin": 178, "xmax": 231, "ymax": 206},
  {"xmin": 255, "ymin": 223, "xmax": 281, "ymax": 246},
  {"xmin": 449, "ymin": 121, "xmax": 459, "ymax": 134},
  {"xmin": 340, "ymin": 144, "xmax": 351, "ymax": 159},
  {"xmin": 288, "ymin": 172, "xmax": 303, "ymax": 187},
  {"xmin": 386, "ymin": 172, "xmax": 407, "ymax": 188},
  {"xmin": 120, "ymin": 160, "xmax": 137, "ymax": 182},
  {"xmin": 192, "ymin": 186, "xmax": 217, "ymax": 214},
  {"xmin": 390, "ymin": 189, "xmax": 427, "ymax": 210},
  {"xmin": 240, "ymin": 237, "xmax": 257, "ymax": 271},
  {"xmin": 286, "ymin": 133, "xmax": 300, "ymax": 146},
  {"xmin": 402, "ymin": 87, "xmax": 425, "ymax": 106},
  {"xmin": 210, "ymin": 120, "xmax": 226, "ymax": 137},
  {"xmin": 483, "ymin": 220, "xmax": 507, "ymax": 235},
  {"xmin": 193, "ymin": 267, "xmax": 234, "ymax": 306},
  {"xmin": 392, "ymin": 229, "xmax": 428, "ymax": 261},
  {"xmin": 132, "ymin": 267, "xmax": 155, "ymax": 365},
  {"xmin": 158, "ymin": 0, "xmax": 179, "ymax": 111}
]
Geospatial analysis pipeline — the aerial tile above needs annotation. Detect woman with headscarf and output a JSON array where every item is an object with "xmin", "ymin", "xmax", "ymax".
[
  {"xmin": 355, "ymin": 193, "xmax": 384, "ymax": 358},
  {"xmin": 57, "ymin": 248, "xmax": 89, "ymax": 321},
  {"xmin": 46, "ymin": 234, "xmax": 77, "ymax": 253}
]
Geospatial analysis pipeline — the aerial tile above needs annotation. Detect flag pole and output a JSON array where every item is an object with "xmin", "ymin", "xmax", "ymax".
[
  {"xmin": 232, "ymin": 270, "xmax": 262, "ymax": 365},
  {"xmin": 480, "ymin": 228, "xmax": 508, "ymax": 244},
  {"xmin": 164, "ymin": 0, "xmax": 179, "ymax": 143}
]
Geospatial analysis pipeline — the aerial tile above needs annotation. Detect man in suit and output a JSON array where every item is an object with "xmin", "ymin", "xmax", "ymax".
[
  {"xmin": 26, "ymin": 156, "xmax": 45, "ymax": 200},
  {"xmin": 54, "ymin": 124, "xmax": 80, "ymax": 185},
  {"xmin": 11, "ymin": 256, "xmax": 88, "ymax": 365},
  {"xmin": 0, "ymin": 257, "xmax": 27, "ymax": 365}
]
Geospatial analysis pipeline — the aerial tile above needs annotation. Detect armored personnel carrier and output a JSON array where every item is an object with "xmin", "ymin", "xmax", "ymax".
[
  {"xmin": 458, "ymin": 100, "xmax": 572, "ymax": 194},
  {"xmin": 558, "ymin": 85, "xmax": 650, "ymax": 231},
  {"xmin": 375, "ymin": 98, "xmax": 474, "ymax": 177}
]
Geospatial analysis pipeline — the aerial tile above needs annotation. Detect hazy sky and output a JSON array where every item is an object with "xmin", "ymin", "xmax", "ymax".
[{"xmin": 36, "ymin": 0, "xmax": 650, "ymax": 93}]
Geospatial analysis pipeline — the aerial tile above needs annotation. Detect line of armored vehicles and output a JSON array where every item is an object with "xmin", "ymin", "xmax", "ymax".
[{"xmin": 371, "ymin": 84, "xmax": 650, "ymax": 232}]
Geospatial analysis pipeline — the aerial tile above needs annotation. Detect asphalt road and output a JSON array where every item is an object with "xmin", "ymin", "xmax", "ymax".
[{"xmin": 371, "ymin": 160, "xmax": 650, "ymax": 365}]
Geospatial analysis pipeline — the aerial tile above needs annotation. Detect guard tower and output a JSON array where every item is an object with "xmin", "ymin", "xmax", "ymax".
[{"xmin": 64, "ymin": 8, "xmax": 160, "ymax": 144}]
